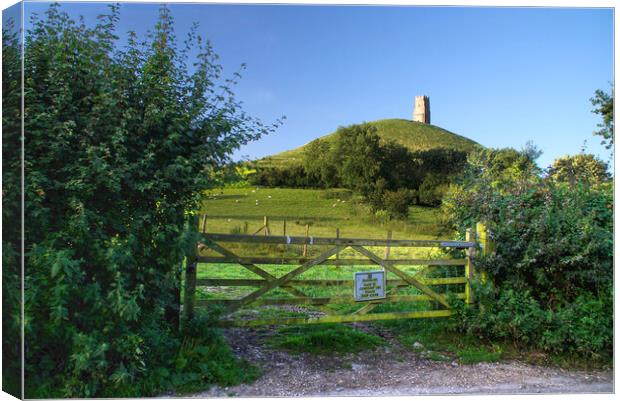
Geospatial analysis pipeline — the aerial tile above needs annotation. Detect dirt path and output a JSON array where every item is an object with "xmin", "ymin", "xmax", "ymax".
[{"xmin": 189, "ymin": 325, "xmax": 613, "ymax": 397}]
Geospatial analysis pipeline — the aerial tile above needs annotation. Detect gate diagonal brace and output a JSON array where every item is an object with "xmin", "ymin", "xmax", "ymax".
[
  {"xmin": 202, "ymin": 238, "xmax": 337, "ymax": 315},
  {"xmin": 350, "ymin": 245, "xmax": 451, "ymax": 309},
  {"xmin": 225, "ymin": 245, "xmax": 347, "ymax": 314}
]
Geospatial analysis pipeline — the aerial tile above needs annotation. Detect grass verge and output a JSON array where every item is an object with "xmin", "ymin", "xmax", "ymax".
[{"xmin": 267, "ymin": 324, "xmax": 385, "ymax": 355}]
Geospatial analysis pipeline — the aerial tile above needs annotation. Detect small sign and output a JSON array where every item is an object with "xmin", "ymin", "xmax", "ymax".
[{"xmin": 354, "ymin": 270, "xmax": 386, "ymax": 302}]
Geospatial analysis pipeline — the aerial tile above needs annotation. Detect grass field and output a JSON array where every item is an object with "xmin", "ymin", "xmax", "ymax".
[{"xmin": 200, "ymin": 186, "xmax": 448, "ymax": 241}]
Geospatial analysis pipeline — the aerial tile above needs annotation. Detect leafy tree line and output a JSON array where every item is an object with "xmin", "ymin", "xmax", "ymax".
[
  {"xmin": 250, "ymin": 123, "xmax": 469, "ymax": 216},
  {"xmin": 442, "ymin": 100, "xmax": 613, "ymax": 359},
  {"xmin": 3, "ymin": 4, "xmax": 279, "ymax": 397}
]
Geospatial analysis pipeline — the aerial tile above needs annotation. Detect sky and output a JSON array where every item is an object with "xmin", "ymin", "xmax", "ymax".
[{"xmin": 10, "ymin": 2, "xmax": 615, "ymax": 168}]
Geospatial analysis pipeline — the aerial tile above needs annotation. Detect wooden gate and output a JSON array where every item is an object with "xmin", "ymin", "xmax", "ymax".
[{"xmin": 183, "ymin": 223, "xmax": 489, "ymax": 327}]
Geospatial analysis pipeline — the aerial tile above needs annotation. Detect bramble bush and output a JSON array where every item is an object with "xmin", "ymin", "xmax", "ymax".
[
  {"xmin": 3, "ymin": 4, "xmax": 279, "ymax": 397},
  {"xmin": 443, "ymin": 146, "xmax": 613, "ymax": 359},
  {"xmin": 450, "ymin": 282, "xmax": 612, "ymax": 358}
]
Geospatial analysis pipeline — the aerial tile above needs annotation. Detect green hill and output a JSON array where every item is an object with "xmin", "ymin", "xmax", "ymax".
[{"xmin": 258, "ymin": 118, "xmax": 481, "ymax": 168}]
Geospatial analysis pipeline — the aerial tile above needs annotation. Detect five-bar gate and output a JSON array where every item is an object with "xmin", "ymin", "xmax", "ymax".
[{"xmin": 183, "ymin": 224, "xmax": 489, "ymax": 327}]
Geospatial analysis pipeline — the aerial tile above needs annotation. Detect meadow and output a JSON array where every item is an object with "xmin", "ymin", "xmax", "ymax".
[{"xmin": 199, "ymin": 186, "xmax": 447, "ymax": 240}]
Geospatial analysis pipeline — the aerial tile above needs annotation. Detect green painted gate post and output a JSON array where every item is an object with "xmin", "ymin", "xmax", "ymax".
[{"xmin": 183, "ymin": 215, "xmax": 199, "ymax": 321}]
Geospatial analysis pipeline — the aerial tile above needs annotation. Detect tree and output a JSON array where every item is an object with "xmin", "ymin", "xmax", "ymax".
[
  {"xmin": 547, "ymin": 154, "xmax": 611, "ymax": 185},
  {"xmin": 332, "ymin": 124, "xmax": 383, "ymax": 195},
  {"xmin": 302, "ymin": 138, "xmax": 339, "ymax": 187},
  {"xmin": 590, "ymin": 86, "xmax": 614, "ymax": 149},
  {"xmin": 8, "ymin": 4, "xmax": 280, "ymax": 396}
]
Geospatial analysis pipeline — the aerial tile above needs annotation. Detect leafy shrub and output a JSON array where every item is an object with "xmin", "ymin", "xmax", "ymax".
[
  {"xmin": 443, "ymin": 146, "xmax": 612, "ymax": 360},
  {"xmin": 547, "ymin": 154, "xmax": 611, "ymax": 185},
  {"xmin": 541, "ymin": 289, "xmax": 613, "ymax": 357},
  {"xmin": 451, "ymin": 284, "xmax": 612, "ymax": 358},
  {"xmin": 382, "ymin": 188, "xmax": 417, "ymax": 219},
  {"xmin": 5, "ymin": 4, "xmax": 276, "ymax": 397},
  {"xmin": 419, "ymin": 174, "xmax": 449, "ymax": 206}
]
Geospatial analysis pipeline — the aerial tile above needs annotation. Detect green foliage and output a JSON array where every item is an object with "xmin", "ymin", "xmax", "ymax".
[
  {"xmin": 248, "ymin": 165, "xmax": 317, "ymax": 188},
  {"xmin": 453, "ymin": 180, "xmax": 612, "ymax": 299},
  {"xmin": 2, "ymin": 16, "xmax": 23, "ymax": 398},
  {"xmin": 332, "ymin": 124, "xmax": 384, "ymax": 195},
  {"xmin": 381, "ymin": 188, "xmax": 417, "ymax": 219},
  {"xmin": 418, "ymin": 174, "xmax": 449, "ymax": 207},
  {"xmin": 547, "ymin": 153, "xmax": 611, "ymax": 185},
  {"xmin": 302, "ymin": 139, "xmax": 340, "ymax": 187},
  {"xmin": 268, "ymin": 324, "xmax": 385, "ymax": 355},
  {"xmin": 590, "ymin": 86, "xmax": 614, "ymax": 149},
  {"xmin": 443, "ymin": 144, "xmax": 613, "ymax": 360},
  {"xmin": 450, "ymin": 283, "xmax": 612, "ymax": 359},
  {"xmin": 8, "ymin": 4, "xmax": 277, "ymax": 397}
]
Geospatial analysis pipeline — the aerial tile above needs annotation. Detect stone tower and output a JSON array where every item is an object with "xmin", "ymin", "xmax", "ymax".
[{"xmin": 413, "ymin": 95, "xmax": 430, "ymax": 124}]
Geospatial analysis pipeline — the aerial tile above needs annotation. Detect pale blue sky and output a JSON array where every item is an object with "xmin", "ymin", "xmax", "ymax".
[{"xmin": 15, "ymin": 2, "xmax": 616, "ymax": 168}]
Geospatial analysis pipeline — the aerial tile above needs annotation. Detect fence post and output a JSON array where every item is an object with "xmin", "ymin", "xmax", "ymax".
[
  {"xmin": 183, "ymin": 215, "xmax": 199, "ymax": 322},
  {"xmin": 264, "ymin": 216, "xmax": 269, "ymax": 236},
  {"xmin": 335, "ymin": 228, "xmax": 340, "ymax": 259},
  {"xmin": 384, "ymin": 230, "xmax": 392, "ymax": 260},
  {"xmin": 303, "ymin": 224, "xmax": 309, "ymax": 257},
  {"xmin": 283, "ymin": 219, "xmax": 287, "ymax": 236},
  {"xmin": 465, "ymin": 228, "xmax": 476, "ymax": 304},
  {"xmin": 201, "ymin": 214, "xmax": 208, "ymax": 233},
  {"xmin": 476, "ymin": 222, "xmax": 494, "ymax": 283}
]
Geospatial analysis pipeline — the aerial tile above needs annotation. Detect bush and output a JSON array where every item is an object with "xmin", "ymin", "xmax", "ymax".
[
  {"xmin": 451, "ymin": 284, "xmax": 612, "ymax": 358},
  {"xmin": 248, "ymin": 165, "xmax": 321, "ymax": 188},
  {"xmin": 382, "ymin": 188, "xmax": 417, "ymax": 219},
  {"xmin": 7, "ymin": 4, "xmax": 276, "ymax": 397},
  {"xmin": 419, "ymin": 174, "xmax": 449, "ymax": 206},
  {"xmin": 443, "ymin": 147, "xmax": 612, "ymax": 361}
]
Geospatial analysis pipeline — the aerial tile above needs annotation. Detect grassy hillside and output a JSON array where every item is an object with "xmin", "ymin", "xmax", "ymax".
[{"xmin": 258, "ymin": 119, "xmax": 481, "ymax": 168}]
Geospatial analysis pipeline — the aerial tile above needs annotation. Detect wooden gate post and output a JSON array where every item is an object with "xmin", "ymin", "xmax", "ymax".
[
  {"xmin": 465, "ymin": 228, "xmax": 476, "ymax": 304},
  {"xmin": 183, "ymin": 215, "xmax": 199, "ymax": 321},
  {"xmin": 476, "ymin": 222, "xmax": 495, "ymax": 283}
]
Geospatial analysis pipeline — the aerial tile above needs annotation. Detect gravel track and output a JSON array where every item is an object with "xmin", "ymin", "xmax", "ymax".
[{"xmin": 188, "ymin": 325, "xmax": 613, "ymax": 398}]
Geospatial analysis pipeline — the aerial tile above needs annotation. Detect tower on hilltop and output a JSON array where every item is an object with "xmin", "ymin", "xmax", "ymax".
[{"xmin": 413, "ymin": 96, "xmax": 430, "ymax": 124}]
